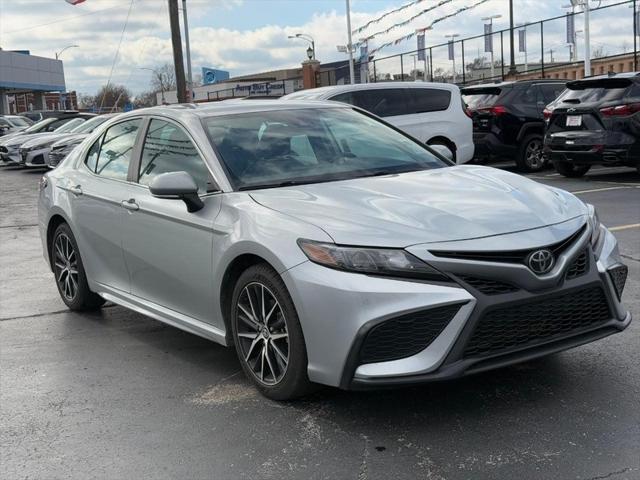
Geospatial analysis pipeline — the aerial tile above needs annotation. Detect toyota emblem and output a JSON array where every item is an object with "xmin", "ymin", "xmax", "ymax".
[{"xmin": 527, "ymin": 249, "xmax": 555, "ymax": 275}]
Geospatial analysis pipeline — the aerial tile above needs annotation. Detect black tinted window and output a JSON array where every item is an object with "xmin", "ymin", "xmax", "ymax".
[
  {"xmin": 538, "ymin": 84, "xmax": 565, "ymax": 103},
  {"xmin": 329, "ymin": 92, "xmax": 355, "ymax": 105},
  {"xmin": 514, "ymin": 85, "xmax": 539, "ymax": 105},
  {"xmin": 139, "ymin": 119, "xmax": 211, "ymax": 193},
  {"xmin": 350, "ymin": 89, "xmax": 410, "ymax": 117},
  {"xmin": 409, "ymin": 89, "xmax": 451, "ymax": 113},
  {"xmin": 94, "ymin": 119, "xmax": 141, "ymax": 180}
]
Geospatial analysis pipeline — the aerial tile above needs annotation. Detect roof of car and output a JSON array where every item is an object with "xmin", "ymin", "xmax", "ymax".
[
  {"xmin": 117, "ymin": 99, "xmax": 352, "ymax": 121},
  {"xmin": 578, "ymin": 72, "xmax": 640, "ymax": 81},
  {"xmin": 282, "ymin": 81, "xmax": 460, "ymax": 100},
  {"xmin": 462, "ymin": 79, "xmax": 566, "ymax": 91}
]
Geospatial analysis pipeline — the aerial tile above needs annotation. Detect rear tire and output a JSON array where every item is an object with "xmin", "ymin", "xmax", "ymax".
[
  {"xmin": 516, "ymin": 134, "xmax": 545, "ymax": 172},
  {"xmin": 51, "ymin": 223, "xmax": 105, "ymax": 311},
  {"xmin": 553, "ymin": 160, "xmax": 591, "ymax": 178},
  {"xmin": 230, "ymin": 263, "xmax": 315, "ymax": 401}
]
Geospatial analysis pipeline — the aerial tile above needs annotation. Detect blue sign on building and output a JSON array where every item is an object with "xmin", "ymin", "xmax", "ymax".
[{"xmin": 202, "ymin": 67, "xmax": 230, "ymax": 85}]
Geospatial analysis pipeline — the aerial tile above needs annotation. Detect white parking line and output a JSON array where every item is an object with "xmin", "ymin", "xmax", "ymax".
[
  {"xmin": 609, "ymin": 223, "xmax": 640, "ymax": 232},
  {"xmin": 571, "ymin": 186, "xmax": 634, "ymax": 194}
]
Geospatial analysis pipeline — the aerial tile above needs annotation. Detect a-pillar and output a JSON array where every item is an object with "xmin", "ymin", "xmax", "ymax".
[{"xmin": 301, "ymin": 60, "xmax": 321, "ymax": 90}]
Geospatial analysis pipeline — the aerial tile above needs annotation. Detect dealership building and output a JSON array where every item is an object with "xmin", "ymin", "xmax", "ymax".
[{"xmin": 0, "ymin": 49, "xmax": 72, "ymax": 115}]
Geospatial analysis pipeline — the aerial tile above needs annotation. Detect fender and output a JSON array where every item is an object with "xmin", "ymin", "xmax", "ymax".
[{"xmin": 516, "ymin": 121, "xmax": 545, "ymax": 142}]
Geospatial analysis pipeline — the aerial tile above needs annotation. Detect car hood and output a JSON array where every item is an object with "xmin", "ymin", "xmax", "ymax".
[
  {"xmin": 249, "ymin": 165, "xmax": 587, "ymax": 247},
  {"xmin": 51, "ymin": 133, "xmax": 87, "ymax": 148},
  {"xmin": 21, "ymin": 133, "xmax": 73, "ymax": 149},
  {"xmin": 1, "ymin": 132, "xmax": 53, "ymax": 147}
]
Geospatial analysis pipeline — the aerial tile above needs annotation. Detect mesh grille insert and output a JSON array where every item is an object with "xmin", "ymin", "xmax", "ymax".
[
  {"xmin": 608, "ymin": 265, "xmax": 628, "ymax": 299},
  {"xmin": 457, "ymin": 275, "xmax": 519, "ymax": 295},
  {"xmin": 464, "ymin": 286, "xmax": 611, "ymax": 358},
  {"xmin": 566, "ymin": 250, "xmax": 589, "ymax": 279},
  {"xmin": 360, "ymin": 304, "xmax": 462, "ymax": 364}
]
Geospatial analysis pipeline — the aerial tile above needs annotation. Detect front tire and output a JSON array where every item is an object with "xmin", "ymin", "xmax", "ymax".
[
  {"xmin": 553, "ymin": 160, "xmax": 591, "ymax": 178},
  {"xmin": 516, "ymin": 134, "xmax": 545, "ymax": 172},
  {"xmin": 231, "ymin": 263, "xmax": 314, "ymax": 400},
  {"xmin": 51, "ymin": 223, "xmax": 105, "ymax": 311}
]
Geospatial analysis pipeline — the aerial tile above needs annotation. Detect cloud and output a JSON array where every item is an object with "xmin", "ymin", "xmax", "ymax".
[{"xmin": 0, "ymin": 0, "xmax": 632, "ymax": 95}]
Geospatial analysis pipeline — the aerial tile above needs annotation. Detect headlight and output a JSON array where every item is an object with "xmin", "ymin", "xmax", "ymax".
[
  {"xmin": 297, "ymin": 239, "xmax": 449, "ymax": 281},
  {"xmin": 587, "ymin": 204, "xmax": 602, "ymax": 247}
]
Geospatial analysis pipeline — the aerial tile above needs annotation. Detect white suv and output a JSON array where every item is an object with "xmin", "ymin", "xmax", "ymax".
[{"xmin": 282, "ymin": 82, "xmax": 474, "ymax": 163}]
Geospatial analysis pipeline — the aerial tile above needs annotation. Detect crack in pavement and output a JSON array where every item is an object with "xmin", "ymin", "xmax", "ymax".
[{"xmin": 0, "ymin": 223, "xmax": 38, "ymax": 229}]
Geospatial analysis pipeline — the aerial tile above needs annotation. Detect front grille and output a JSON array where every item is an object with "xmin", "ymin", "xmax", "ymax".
[
  {"xmin": 463, "ymin": 286, "xmax": 611, "ymax": 358},
  {"xmin": 566, "ymin": 250, "xmax": 589, "ymax": 279},
  {"xmin": 430, "ymin": 224, "xmax": 586, "ymax": 265},
  {"xmin": 608, "ymin": 265, "xmax": 628, "ymax": 299},
  {"xmin": 457, "ymin": 275, "xmax": 519, "ymax": 295},
  {"xmin": 360, "ymin": 304, "xmax": 462, "ymax": 364}
]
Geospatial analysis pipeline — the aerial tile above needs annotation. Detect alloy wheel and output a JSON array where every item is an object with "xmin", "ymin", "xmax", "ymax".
[
  {"xmin": 525, "ymin": 139, "xmax": 544, "ymax": 170},
  {"xmin": 53, "ymin": 233, "xmax": 79, "ymax": 301},
  {"xmin": 235, "ymin": 282, "xmax": 289, "ymax": 385}
]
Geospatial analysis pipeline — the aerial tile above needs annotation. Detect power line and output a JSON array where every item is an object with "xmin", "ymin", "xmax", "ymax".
[
  {"xmin": 99, "ymin": 0, "xmax": 135, "ymax": 110},
  {"xmin": 2, "ymin": 2, "xmax": 131, "ymax": 35}
]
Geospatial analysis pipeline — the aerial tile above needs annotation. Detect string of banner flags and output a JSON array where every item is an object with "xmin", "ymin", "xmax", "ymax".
[{"xmin": 352, "ymin": 0, "xmax": 492, "ymax": 58}]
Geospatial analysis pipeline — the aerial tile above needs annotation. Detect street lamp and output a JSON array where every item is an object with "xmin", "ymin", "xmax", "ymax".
[
  {"xmin": 481, "ymin": 15, "xmax": 501, "ymax": 79},
  {"xmin": 55, "ymin": 44, "xmax": 79, "ymax": 60},
  {"xmin": 445, "ymin": 34, "xmax": 460, "ymax": 83},
  {"xmin": 287, "ymin": 33, "xmax": 315, "ymax": 60},
  {"xmin": 140, "ymin": 67, "xmax": 166, "ymax": 104}
]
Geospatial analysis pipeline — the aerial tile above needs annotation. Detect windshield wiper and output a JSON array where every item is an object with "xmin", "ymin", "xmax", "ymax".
[{"xmin": 238, "ymin": 180, "xmax": 304, "ymax": 191}]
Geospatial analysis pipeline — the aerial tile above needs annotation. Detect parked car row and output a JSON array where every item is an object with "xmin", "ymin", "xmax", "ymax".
[
  {"xmin": 0, "ymin": 115, "xmax": 33, "ymax": 137},
  {"xmin": 0, "ymin": 111, "xmax": 110, "ymax": 168}
]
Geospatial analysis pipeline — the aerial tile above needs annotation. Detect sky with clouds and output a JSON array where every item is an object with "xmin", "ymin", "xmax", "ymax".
[{"xmin": 0, "ymin": 0, "xmax": 634, "ymax": 96}]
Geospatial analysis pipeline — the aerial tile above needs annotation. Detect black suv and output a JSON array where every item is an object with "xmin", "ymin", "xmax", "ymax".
[
  {"xmin": 462, "ymin": 80, "xmax": 566, "ymax": 172},
  {"xmin": 544, "ymin": 72, "xmax": 640, "ymax": 177}
]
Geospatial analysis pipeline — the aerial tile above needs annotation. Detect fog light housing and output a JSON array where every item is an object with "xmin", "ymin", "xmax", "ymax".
[{"xmin": 608, "ymin": 264, "xmax": 628, "ymax": 300}]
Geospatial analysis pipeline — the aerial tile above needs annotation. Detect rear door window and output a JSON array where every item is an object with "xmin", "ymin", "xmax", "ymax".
[
  {"xmin": 461, "ymin": 88, "xmax": 501, "ymax": 109},
  {"xmin": 409, "ymin": 89, "xmax": 451, "ymax": 113},
  {"xmin": 348, "ymin": 89, "xmax": 411, "ymax": 117}
]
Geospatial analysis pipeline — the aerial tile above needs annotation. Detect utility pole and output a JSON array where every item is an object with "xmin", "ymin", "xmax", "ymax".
[
  {"xmin": 583, "ymin": 0, "xmax": 591, "ymax": 76},
  {"xmin": 182, "ymin": 0, "xmax": 193, "ymax": 100},
  {"xmin": 345, "ymin": 0, "xmax": 355, "ymax": 84},
  {"xmin": 168, "ymin": 0, "xmax": 187, "ymax": 103},
  {"xmin": 508, "ymin": 0, "xmax": 517, "ymax": 75}
]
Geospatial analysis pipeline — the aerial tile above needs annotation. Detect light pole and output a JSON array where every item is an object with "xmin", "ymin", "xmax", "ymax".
[
  {"xmin": 410, "ymin": 54, "xmax": 418, "ymax": 80},
  {"xmin": 141, "ymin": 67, "xmax": 166, "ymax": 104},
  {"xmin": 55, "ymin": 45, "xmax": 79, "ymax": 60},
  {"xmin": 345, "ymin": 0, "xmax": 355, "ymax": 84},
  {"xmin": 182, "ymin": 0, "xmax": 193, "ymax": 100},
  {"xmin": 287, "ymin": 33, "xmax": 315, "ymax": 60},
  {"xmin": 445, "ymin": 34, "xmax": 460, "ymax": 83},
  {"xmin": 482, "ymin": 15, "xmax": 501, "ymax": 79}
]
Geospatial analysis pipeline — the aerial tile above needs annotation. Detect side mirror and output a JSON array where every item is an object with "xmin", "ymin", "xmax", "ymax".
[
  {"xmin": 429, "ymin": 144, "xmax": 454, "ymax": 162},
  {"xmin": 149, "ymin": 171, "xmax": 204, "ymax": 213}
]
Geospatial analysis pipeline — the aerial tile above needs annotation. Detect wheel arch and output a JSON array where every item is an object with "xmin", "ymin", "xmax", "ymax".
[
  {"xmin": 426, "ymin": 135, "xmax": 457, "ymax": 153},
  {"xmin": 219, "ymin": 253, "xmax": 279, "ymax": 344},
  {"xmin": 516, "ymin": 122, "xmax": 544, "ymax": 142},
  {"xmin": 45, "ymin": 211, "xmax": 72, "ymax": 271}
]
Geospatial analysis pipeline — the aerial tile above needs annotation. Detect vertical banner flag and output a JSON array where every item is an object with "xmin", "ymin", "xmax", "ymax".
[
  {"xmin": 518, "ymin": 28, "xmax": 527, "ymax": 53},
  {"xmin": 417, "ymin": 32, "xmax": 426, "ymax": 61},
  {"xmin": 359, "ymin": 44, "xmax": 368, "ymax": 82},
  {"xmin": 484, "ymin": 23, "xmax": 493, "ymax": 53},
  {"xmin": 448, "ymin": 40, "xmax": 454, "ymax": 61},
  {"xmin": 636, "ymin": 9, "xmax": 640, "ymax": 36},
  {"xmin": 566, "ymin": 13, "xmax": 575, "ymax": 44}
]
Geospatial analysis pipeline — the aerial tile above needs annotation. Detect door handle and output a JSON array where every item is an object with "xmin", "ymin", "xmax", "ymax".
[
  {"xmin": 121, "ymin": 199, "xmax": 139, "ymax": 211},
  {"xmin": 69, "ymin": 185, "xmax": 82, "ymax": 195}
]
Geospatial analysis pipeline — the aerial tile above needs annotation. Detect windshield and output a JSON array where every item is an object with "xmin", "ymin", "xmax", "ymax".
[
  {"xmin": 7, "ymin": 116, "xmax": 31, "ymax": 127},
  {"xmin": 71, "ymin": 115, "xmax": 109, "ymax": 134},
  {"xmin": 54, "ymin": 118, "xmax": 85, "ymax": 133},
  {"xmin": 204, "ymin": 107, "xmax": 448, "ymax": 190},
  {"xmin": 23, "ymin": 118, "xmax": 55, "ymax": 133}
]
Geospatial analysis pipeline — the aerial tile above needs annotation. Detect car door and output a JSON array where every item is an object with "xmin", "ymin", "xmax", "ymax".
[
  {"xmin": 119, "ymin": 117, "xmax": 222, "ymax": 323},
  {"xmin": 67, "ymin": 117, "xmax": 144, "ymax": 293}
]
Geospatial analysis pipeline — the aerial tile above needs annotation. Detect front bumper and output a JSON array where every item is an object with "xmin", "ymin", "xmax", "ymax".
[
  {"xmin": 0, "ymin": 147, "xmax": 21, "ymax": 164},
  {"xmin": 20, "ymin": 147, "xmax": 50, "ymax": 167},
  {"xmin": 283, "ymin": 223, "xmax": 631, "ymax": 389}
]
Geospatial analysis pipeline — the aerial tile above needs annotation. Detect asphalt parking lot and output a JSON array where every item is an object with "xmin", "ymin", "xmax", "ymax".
[{"xmin": 1, "ymin": 164, "xmax": 639, "ymax": 480}]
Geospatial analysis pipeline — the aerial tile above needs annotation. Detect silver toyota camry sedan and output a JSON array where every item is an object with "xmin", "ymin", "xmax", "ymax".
[{"xmin": 38, "ymin": 101, "xmax": 631, "ymax": 400}]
